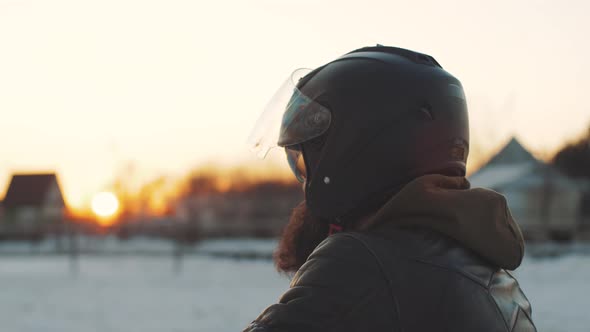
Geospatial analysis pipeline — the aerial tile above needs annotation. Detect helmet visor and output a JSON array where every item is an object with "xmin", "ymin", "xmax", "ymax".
[{"xmin": 247, "ymin": 68, "xmax": 332, "ymax": 158}]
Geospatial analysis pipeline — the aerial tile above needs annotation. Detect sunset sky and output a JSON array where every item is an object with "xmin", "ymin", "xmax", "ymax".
[{"xmin": 0, "ymin": 0, "xmax": 589, "ymax": 210}]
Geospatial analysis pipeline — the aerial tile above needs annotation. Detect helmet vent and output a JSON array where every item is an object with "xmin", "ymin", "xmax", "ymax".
[
  {"xmin": 418, "ymin": 105, "xmax": 434, "ymax": 121},
  {"xmin": 416, "ymin": 54, "xmax": 436, "ymax": 66}
]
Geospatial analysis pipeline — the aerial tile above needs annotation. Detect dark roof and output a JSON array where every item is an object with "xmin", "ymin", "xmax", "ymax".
[
  {"xmin": 486, "ymin": 137, "xmax": 538, "ymax": 166},
  {"xmin": 3, "ymin": 173, "xmax": 63, "ymax": 207}
]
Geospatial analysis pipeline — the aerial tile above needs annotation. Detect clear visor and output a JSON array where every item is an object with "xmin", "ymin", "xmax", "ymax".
[{"xmin": 247, "ymin": 68, "xmax": 332, "ymax": 158}]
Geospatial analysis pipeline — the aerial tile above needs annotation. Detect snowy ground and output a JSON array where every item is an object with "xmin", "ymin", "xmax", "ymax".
[{"xmin": 0, "ymin": 239, "xmax": 587, "ymax": 332}]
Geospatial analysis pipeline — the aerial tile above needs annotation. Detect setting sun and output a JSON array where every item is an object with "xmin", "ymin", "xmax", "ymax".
[{"xmin": 91, "ymin": 192, "xmax": 120, "ymax": 221}]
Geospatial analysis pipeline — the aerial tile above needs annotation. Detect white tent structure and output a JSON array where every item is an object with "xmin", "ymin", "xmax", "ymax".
[{"xmin": 469, "ymin": 137, "xmax": 584, "ymax": 241}]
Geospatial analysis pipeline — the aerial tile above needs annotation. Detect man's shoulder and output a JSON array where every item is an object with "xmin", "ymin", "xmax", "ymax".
[
  {"xmin": 303, "ymin": 228, "xmax": 501, "ymax": 293},
  {"xmin": 350, "ymin": 228, "xmax": 537, "ymax": 331},
  {"xmin": 293, "ymin": 232, "xmax": 385, "ymax": 287},
  {"xmin": 247, "ymin": 233, "xmax": 398, "ymax": 332},
  {"xmin": 352, "ymin": 227, "xmax": 499, "ymax": 288}
]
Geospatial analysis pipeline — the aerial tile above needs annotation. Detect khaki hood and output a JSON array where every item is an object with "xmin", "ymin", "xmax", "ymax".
[{"xmin": 360, "ymin": 174, "xmax": 525, "ymax": 270}]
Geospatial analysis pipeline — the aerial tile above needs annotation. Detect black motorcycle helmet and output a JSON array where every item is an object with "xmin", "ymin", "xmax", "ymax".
[{"xmin": 250, "ymin": 45, "xmax": 469, "ymax": 224}]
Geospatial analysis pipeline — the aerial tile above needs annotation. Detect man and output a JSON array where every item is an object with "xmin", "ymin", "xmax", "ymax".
[{"xmin": 245, "ymin": 46, "xmax": 536, "ymax": 332}]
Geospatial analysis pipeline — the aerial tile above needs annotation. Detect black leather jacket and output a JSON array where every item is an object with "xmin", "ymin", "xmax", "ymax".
[
  {"xmin": 244, "ymin": 229, "xmax": 536, "ymax": 332},
  {"xmin": 243, "ymin": 175, "xmax": 536, "ymax": 332}
]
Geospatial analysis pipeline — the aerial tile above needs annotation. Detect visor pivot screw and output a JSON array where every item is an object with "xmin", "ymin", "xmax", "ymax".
[{"xmin": 324, "ymin": 177, "xmax": 331, "ymax": 184}]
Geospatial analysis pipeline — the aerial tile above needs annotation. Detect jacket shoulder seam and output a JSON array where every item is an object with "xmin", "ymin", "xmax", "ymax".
[
  {"xmin": 340, "ymin": 233, "xmax": 402, "ymax": 327},
  {"xmin": 413, "ymin": 258, "xmax": 491, "ymax": 289}
]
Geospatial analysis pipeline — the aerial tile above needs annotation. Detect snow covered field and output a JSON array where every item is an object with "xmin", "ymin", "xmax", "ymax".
[{"xmin": 0, "ymin": 240, "xmax": 587, "ymax": 332}]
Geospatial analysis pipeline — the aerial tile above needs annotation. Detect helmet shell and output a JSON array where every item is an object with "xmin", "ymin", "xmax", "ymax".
[{"xmin": 294, "ymin": 46, "xmax": 469, "ymax": 220}]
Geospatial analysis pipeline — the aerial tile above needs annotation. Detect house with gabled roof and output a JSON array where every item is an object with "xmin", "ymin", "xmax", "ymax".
[
  {"xmin": 469, "ymin": 137, "xmax": 587, "ymax": 241},
  {"xmin": 0, "ymin": 173, "xmax": 65, "ymax": 240}
]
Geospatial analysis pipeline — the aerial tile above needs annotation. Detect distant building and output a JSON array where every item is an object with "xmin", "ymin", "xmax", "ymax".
[
  {"xmin": 176, "ymin": 182, "xmax": 302, "ymax": 238},
  {"xmin": 0, "ymin": 173, "xmax": 66, "ymax": 240},
  {"xmin": 469, "ymin": 137, "xmax": 587, "ymax": 241}
]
